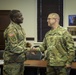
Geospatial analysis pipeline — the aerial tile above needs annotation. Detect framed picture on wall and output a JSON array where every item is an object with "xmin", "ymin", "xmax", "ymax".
[
  {"xmin": 67, "ymin": 26, "xmax": 76, "ymax": 36},
  {"xmin": 69, "ymin": 15, "xmax": 76, "ymax": 26}
]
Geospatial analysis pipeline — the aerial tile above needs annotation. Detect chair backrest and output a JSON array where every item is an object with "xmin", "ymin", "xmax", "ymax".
[
  {"xmin": 26, "ymin": 51, "xmax": 42, "ymax": 60},
  {"xmin": 0, "ymin": 50, "xmax": 4, "ymax": 59}
]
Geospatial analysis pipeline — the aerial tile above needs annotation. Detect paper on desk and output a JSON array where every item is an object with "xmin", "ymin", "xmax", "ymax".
[{"xmin": 0, "ymin": 60, "xmax": 4, "ymax": 64}]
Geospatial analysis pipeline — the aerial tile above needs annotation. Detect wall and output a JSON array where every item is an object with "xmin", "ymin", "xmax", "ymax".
[
  {"xmin": 0, "ymin": 0, "xmax": 37, "ymax": 45},
  {"xmin": 64, "ymin": 0, "xmax": 76, "ymax": 27},
  {"xmin": 64, "ymin": 0, "xmax": 76, "ymax": 45},
  {"xmin": 0, "ymin": 0, "xmax": 76, "ymax": 45}
]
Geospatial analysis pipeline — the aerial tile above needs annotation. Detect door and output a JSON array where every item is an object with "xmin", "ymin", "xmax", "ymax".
[{"xmin": 0, "ymin": 10, "xmax": 10, "ymax": 50}]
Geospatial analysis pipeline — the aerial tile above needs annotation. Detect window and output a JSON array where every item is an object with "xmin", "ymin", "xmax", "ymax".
[{"xmin": 37, "ymin": 0, "xmax": 63, "ymax": 42}]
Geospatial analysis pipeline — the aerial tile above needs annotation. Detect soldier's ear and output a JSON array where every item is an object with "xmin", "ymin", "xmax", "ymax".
[{"xmin": 12, "ymin": 17, "xmax": 16, "ymax": 22}]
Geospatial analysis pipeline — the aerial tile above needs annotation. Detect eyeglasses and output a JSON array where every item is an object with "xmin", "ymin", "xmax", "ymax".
[{"xmin": 47, "ymin": 18, "xmax": 56, "ymax": 20}]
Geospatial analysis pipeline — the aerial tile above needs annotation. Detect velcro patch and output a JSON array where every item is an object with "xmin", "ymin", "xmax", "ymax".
[{"xmin": 8, "ymin": 33, "xmax": 14, "ymax": 37}]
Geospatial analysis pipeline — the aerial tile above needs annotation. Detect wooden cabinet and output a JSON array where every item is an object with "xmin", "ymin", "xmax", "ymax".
[{"xmin": 0, "ymin": 10, "xmax": 10, "ymax": 50}]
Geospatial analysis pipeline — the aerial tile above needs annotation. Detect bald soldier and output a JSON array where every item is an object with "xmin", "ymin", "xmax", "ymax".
[
  {"xmin": 3, "ymin": 10, "xmax": 30, "ymax": 75},
  {"xmin": 32, "ymin": 13, "xmax": 75, "ymax": 75}
]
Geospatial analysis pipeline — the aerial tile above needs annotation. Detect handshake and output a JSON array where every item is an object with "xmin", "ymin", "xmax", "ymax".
[
  {"xmin": 26, "ymin": 42, "xmax": 38, "ymax": 51},
  {"xmin": 25, "ymin": 46, "xmax": 42, "ymax": 60},
  {"xmin": 29, "ymin": 47, "xmax": 38, "ymax": 55},
  {"xmin": 25, "ymin": 42, "xmax": 43, "ymax": 60}
]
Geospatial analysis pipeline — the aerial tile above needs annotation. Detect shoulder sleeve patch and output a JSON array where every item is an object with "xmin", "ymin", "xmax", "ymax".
[{"xmin": 8, "ymin": 33, "xmax": 15, "ymax": 37}]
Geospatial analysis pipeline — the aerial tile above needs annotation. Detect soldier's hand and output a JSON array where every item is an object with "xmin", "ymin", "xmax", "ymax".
[
  {"xmin": 65, "ymin": 64, "xmax": 71, "ymax": 68},
  {"xmin": 30, "ymin": 47, "xmax": 38, "ymax": 55},
  {"xmin": 31, "ymin": 52, "xmax": 36, "ymax": 55},
  {"xmin": 31, "ymin": 47, "xmax": 37, "ymax": 51}
]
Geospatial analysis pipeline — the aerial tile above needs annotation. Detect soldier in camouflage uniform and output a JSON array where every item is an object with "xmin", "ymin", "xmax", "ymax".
[
  {"xmin": 3, "ymin": 10, "xmax": 30, "ymax": 75},
  {"xmin": 32, "ymin": 13, "xmax": 75, "ymax": 75}
]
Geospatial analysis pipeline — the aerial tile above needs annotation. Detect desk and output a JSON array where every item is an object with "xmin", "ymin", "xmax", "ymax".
[
  {"xmin": 0, "ymin": 60, "xmax": 76, "ymax": 75},
  {"xmin": 0, "ymin": 60, "xmax": 47, "ymax": 75},
  {"xmin": 0, "ymin": 60, "xmax": 47, "ymax": 67},
  {"xmin": 24, "ymin": 60, "xmax": 47, "ymax": 67},
  {"xmin": 0, "ymin": 60, "xmax": 4, "ymax": 75},
  {"xmin": 24, "ymin": 60, "xmax": 47, "ymax": 75},
  {"xmin": 0, "ymin": 60, "xmax": 76, "ymax": 68},
  {"xmin": 71, "ymin": 62, "xmax": 76, "ymax": 69},
  {"xmin": 24, "ymin": 60, "xmax": 76, "ymax": 69}
]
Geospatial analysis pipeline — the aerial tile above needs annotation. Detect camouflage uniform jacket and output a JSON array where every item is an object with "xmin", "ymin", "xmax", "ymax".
[
  {"xmin": 3, "ymin": 21, "xmax": 27, "ymax": 63},
  {"xmin": 37, "ymin": 25, "xmax": 75, "ymax": 66}
]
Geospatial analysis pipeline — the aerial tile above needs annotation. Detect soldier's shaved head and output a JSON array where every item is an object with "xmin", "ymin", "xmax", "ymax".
[
  {"xmin": 10, "ymin": 10, "xmax": 20, "ymax": 20},
  {"xmin": 48, "ymin": 13, "xmax": 60, "ymax": 20},
  {"xmin": 9, "ymin": 10, "xmax": 23, "ymax": 24}
]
